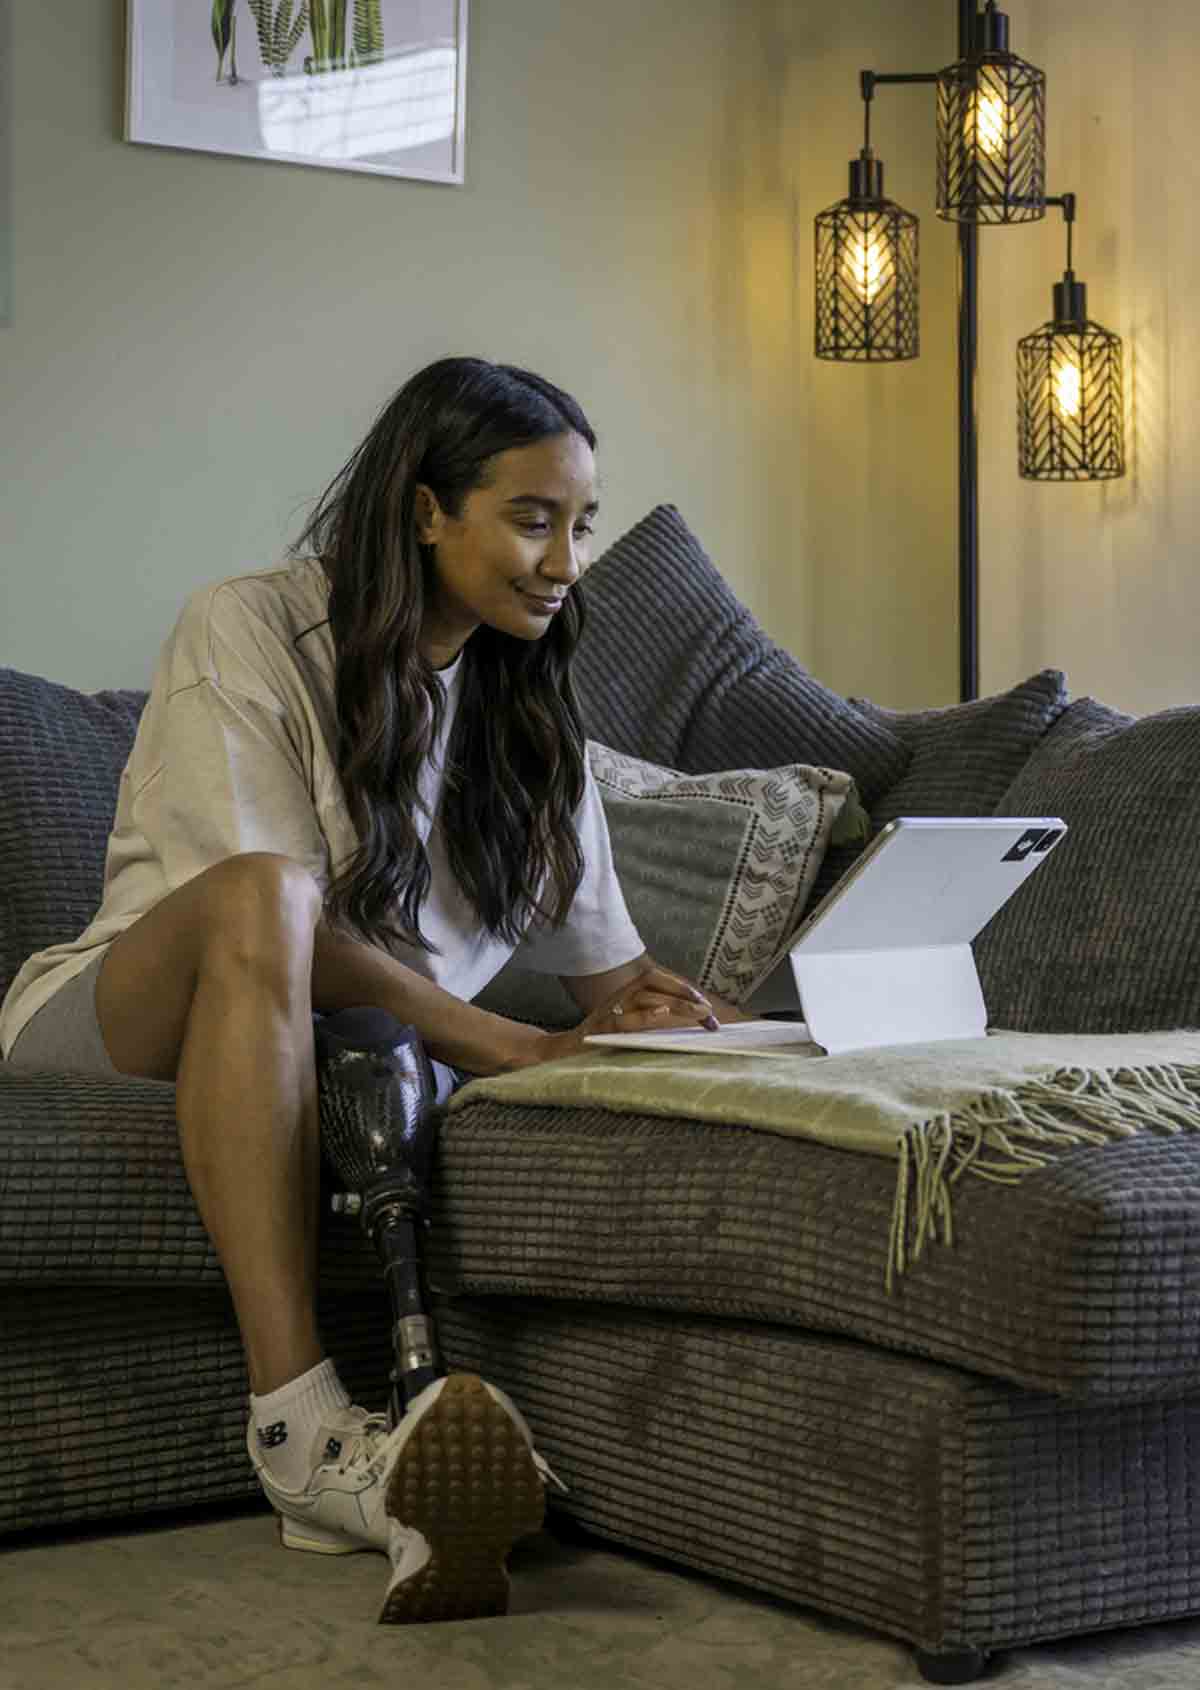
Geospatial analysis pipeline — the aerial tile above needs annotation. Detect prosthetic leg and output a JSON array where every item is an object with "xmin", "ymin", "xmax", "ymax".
[
  {"xmin": 313, "ymin": 1006, "xmax": 445, "ymax": 1430},
  {"xmin": 313, "ymin": 1007, "xmax": 568, "ymax": 1624}
]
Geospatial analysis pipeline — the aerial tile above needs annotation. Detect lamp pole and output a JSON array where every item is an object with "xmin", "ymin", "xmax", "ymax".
[
  {"xmin": 957, "ymin": 0, "xmax": 980, "ymax": 703},
  {"xmin": 823, "ymin": 1, "xmax": 1042, "ymax": 702}
]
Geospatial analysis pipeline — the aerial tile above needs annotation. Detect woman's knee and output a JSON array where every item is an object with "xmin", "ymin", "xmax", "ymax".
[
  {"xmin": 94, "ymin": 854, "xmax": 323, "ymax": 1082},
  {"xmin": 199, "ymin": 853, "xmax": 324, "ymax": 971},
  {"xmin": 207, "ymin": 851, "xmax": 324, "ymax": 923}
]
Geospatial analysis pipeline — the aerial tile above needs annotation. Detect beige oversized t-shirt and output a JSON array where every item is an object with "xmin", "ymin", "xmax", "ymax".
[{"xmin": 0, "ymin": 558, "xmax": 644, "ymax": 1058}]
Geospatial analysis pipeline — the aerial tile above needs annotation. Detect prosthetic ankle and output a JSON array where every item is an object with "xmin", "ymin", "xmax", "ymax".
[{"xmin": 313, "ymin": 1006, "xmax": 444, "ymax": 1429}]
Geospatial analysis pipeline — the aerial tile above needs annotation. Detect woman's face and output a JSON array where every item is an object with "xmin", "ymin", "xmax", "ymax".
[{"xmin": 414, "ymin": 431, "xmax": 599, "ymax": 669}]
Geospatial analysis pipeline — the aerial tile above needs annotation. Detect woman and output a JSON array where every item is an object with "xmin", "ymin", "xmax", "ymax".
[{"xmin": 0, "ymin": 356, "xmax": 735, "ymax": 1623}]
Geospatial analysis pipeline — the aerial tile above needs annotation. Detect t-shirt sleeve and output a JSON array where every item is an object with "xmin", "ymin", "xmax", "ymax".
[
  {"xmin": 510, "ymin": 759, "xmax": 644, "ymax": 976},
  {"xmin": 134, "ymin": 592, "xmax": 334, "ymax": 896},
  {"xmin": 153, "ymin": 678, "xmax": 332, "ymax": 893}
]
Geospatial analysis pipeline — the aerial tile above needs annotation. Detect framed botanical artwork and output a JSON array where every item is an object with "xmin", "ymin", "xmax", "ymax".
[{"xmin": 125, "ymin": 1, "xmax": 468, "ymax": 185}]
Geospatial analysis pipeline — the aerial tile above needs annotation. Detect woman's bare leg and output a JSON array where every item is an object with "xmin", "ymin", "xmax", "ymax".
[{"xmin": 95, "ymin": 852, "xmax": 326, "ymax": 1395}]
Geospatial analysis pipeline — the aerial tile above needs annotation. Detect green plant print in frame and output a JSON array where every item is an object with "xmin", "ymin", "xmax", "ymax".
[
  {"xmin": 353, "ymin": 0, "xmax": 384, "ymax": 66},
  {"xmin": 308, "ymin": 0, "xmax": 383, "ymax": 74},
  {"xmin": 210, "ymin": 0, "xmax": 237, "ymax": 83},
  {"xmin": 247, "ymin": 1, "xmax": 311, "ymax": 77}
]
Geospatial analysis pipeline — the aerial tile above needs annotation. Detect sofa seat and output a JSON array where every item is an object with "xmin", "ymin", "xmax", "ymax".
[
  {"xmin": 428, "ymin": 1096, "xmax": 1200, "ymax": 1403},
  {"xmin": 0, "ymin": 1071, "xmax": 382, "ymax": 1298},
  {"xmin": 10, "ymin": 1074, "xmax": 1200, "ymax": 1406}
]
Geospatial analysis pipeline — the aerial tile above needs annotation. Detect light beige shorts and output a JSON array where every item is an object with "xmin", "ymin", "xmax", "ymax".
[{"xmin": 6, "ymin": 953, "xmax": 119, "ymax": 1077}]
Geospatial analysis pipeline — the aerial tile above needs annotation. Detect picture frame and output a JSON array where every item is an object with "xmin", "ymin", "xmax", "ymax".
[{"xmin": 125, "ymin": 1, "xmax": 468, "ymax": 186}]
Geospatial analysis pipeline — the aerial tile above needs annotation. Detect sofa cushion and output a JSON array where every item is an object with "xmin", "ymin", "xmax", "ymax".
[
  {"xmin": 975, "ymin": 699, "xmax": 1200, "ymax": 1033},
  {"xmin": 0, "ymin": 1068, "xmax": 383, "ymax": 1294},
  {"xmin": 0, "ymin": 668, "xmax": 146, "ymax": 1003},
  {"xmin": 573, "ymin": 505, "xmax": 910, "ymax": 808},
  {"xmin": 996, "ymin": 692, "xmax": 1133, "ymax": 777},
  {"xmin": 850, "ymin": 669, "xmax": 1069, "ymax": 830},
  {"xmin": 474, "ymin": 744, "xmax": 862, "ymax": 1026},
  {"xmin": 428, "ymin": 1093, "xmax": 1200, "ymax": 1402}
]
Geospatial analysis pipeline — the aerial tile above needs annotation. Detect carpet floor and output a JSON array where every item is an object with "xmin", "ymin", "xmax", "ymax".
[{"xmin": 4, "ymin": 1499, "xmax": 1200, "ymax": 1690}]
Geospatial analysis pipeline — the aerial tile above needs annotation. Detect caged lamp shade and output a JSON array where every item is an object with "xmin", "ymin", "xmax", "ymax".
[
  {"xmin": 1017, "ymin": 273, "xmax": 1124, "ymax": 480},
  {"xmin": 936, "ymin": 1, "xmax": 1045, "ymax": 224},
  {"xmin": 815, "ymin": 153, "xmax": 919, "ymax": 362}
]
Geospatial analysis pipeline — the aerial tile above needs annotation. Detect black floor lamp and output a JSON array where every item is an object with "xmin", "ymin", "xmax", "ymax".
[{"xmin": 814, "ymin": 1, "xmax": 1124, "ymax": 704}]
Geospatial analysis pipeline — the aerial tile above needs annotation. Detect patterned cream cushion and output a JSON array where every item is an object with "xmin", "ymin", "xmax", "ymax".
[{"xmin": 473, "ymin": 744, "xmax": 864, "ymax": 1027}]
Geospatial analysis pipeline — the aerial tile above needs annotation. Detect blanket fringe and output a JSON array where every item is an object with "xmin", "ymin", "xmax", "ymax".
[{"xmin": 887, "ymin": 1063, "xmax": 1200, "ymax": 1294}]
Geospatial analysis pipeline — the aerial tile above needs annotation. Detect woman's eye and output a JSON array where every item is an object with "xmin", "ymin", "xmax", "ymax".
[{"xmin": 517, "ymin": 522, "xmax": 595, "ymax": 537}]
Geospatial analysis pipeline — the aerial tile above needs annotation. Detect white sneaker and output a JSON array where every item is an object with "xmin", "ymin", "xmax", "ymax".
[
  {"xmin": 248, "ymin": 1402, "xmax": 395, "ymax": 1555},
  {"xmin": 374, "ymin": 1372, "xmax": 567, "ymax": 1625},
  {"xmin": 247, "ymin": 1371, "xmax": 568, "ymax": 1608}
]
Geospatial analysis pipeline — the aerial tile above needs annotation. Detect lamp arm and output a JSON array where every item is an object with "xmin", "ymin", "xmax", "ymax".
[
  {"xmin": 1044, "ymin": 191, "xmax": 1078, "ymax": 273},
  {"xmin": 856, "ymin": 69, "xmax": 940, "ymax": 154},
  {"xmin": 863, "ymin": 70, "xmax": 941, "ymax": 87}
]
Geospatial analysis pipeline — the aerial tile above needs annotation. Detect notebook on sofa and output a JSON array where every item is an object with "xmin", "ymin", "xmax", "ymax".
[{"xmin": 585, "ymin": 816, "xmax": 1068, "ymax": 1058}]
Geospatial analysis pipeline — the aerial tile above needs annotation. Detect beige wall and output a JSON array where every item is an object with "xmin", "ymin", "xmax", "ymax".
[
  {"xmin": 778, "ymin": 0, "xmax": 1199, "ymax": 713},
  {"xmin": 1, "ymin": 0, "xmax": 794, "ymax": 693},
  {"xmin": 3, "ymin": 4, "xmax": 1193, "ymax": 716},
  {"xmin": 975, "ymin": 0, "xmax": 1200, "ymax": 714}
]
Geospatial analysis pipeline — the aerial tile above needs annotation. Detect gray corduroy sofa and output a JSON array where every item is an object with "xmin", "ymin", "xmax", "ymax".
[{"xmin": 5, "ymin": 505, "xmax": 1200, "ymax": 1685}]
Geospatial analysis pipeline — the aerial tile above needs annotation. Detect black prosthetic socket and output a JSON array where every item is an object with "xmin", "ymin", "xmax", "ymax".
[{"xmin": 313, "ymin": 1006, "xmax": 445, "ymax": 1428}]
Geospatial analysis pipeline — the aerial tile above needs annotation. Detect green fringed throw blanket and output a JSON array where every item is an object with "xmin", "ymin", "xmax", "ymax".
[{"xmin": 447, "ymin": 1031, "xmax": 1200, "ymax": 1290}]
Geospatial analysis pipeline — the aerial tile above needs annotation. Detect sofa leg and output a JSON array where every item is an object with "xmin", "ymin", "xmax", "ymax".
[{"xmin": 914, "ymin": 1646, "xmax": 991, "ymax": 1684}]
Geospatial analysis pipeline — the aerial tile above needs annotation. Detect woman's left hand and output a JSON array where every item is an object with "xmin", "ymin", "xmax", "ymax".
[
  {"xmin": 602, "ymin": 962, "xmax": 723, "ymax": 1033},
  {"xmin": 570, "ymin": 963, "xmax": 748, "ymax": 1049},
  {"xmin": 532, "ymin": 965, "xmax": 751, "ymax": 1065}
]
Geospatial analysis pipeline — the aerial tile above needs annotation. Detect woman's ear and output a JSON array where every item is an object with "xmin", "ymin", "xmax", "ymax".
[{"xmin": 413, "ymin": 483, "xmax": 442, "ymax": 547}]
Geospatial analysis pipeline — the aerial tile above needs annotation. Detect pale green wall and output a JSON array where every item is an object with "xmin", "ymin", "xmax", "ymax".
[
  {"xmin": 1, "ymin": 0, "xmax": 807, "ymax": 692},
  {"xmin": 4, "ymin": 4, "xmax": 1189, "ymax": 716}
]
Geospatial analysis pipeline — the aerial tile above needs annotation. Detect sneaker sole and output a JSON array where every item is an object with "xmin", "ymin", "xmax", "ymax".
[
  {"xmin": 275, "ymin": 1511, "xmax": 374, "ymax": 1556},
  {"xmin": 378, "ymin": 1372, "xmax": 545, "ymax": 1624}
]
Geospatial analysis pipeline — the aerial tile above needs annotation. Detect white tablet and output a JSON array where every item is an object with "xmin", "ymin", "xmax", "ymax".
[
  {"xmin": 787, "ymin": 816, "xmax": 1068, "ymax": 959},
  {"xmin": 778, "ymin": 816, "xmax": 1067, "ymax": 1052},
  {"xmin": 586, "ymin": 816, "xmax": 1068, "ymax": 1059}
]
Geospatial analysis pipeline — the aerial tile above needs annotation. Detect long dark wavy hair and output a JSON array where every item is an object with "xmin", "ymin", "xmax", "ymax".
[{"xmin": 291, "ymin": 356, "xmax": 595, "ymax": 956}]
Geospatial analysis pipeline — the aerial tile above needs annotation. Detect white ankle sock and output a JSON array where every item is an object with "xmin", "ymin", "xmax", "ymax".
[{"xmin": 249, "ymin": 1358, "xmax": 352, "ymax": 1492}]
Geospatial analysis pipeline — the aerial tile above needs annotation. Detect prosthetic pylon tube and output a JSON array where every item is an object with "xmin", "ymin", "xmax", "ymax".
[{"xmin": 313, "ymin": 1006, "xmax": 444, "ymax": 1429}]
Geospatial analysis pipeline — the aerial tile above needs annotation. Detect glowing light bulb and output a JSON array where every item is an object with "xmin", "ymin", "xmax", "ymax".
[
  {"xmin": 969, "ymin": 89, "xmax": 1008, "ymax": 158},
  {"xmin": 1054, "ymin": 358, "xmax": 1082, "ymax": 420},
  {"xmin": 842, "ymin": 228, "xmax": 888, "ymax": 304}
]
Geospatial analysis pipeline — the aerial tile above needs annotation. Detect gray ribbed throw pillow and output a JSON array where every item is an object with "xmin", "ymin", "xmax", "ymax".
[
  {"xmin": 850, "ymin": 669, "xmax": 1069, "ymax": 830},
  {"xmin": 573, "ymin": 505, "xmax": 909, "ymax": 809},
  {"xmin": 974, "ymin": 698, "xmax": 1200, "ymax": 1034}
]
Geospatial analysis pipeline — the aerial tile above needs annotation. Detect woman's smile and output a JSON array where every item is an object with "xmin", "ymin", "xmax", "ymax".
[{"xmin": 514, "ymin": 582, "xmax": 566, "ymax": 614}]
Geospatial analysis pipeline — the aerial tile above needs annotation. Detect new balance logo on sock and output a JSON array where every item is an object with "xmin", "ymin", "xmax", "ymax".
[{"xmin": 257, "ymin": 1420, "xmax": 288, "ymax": 1449}]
